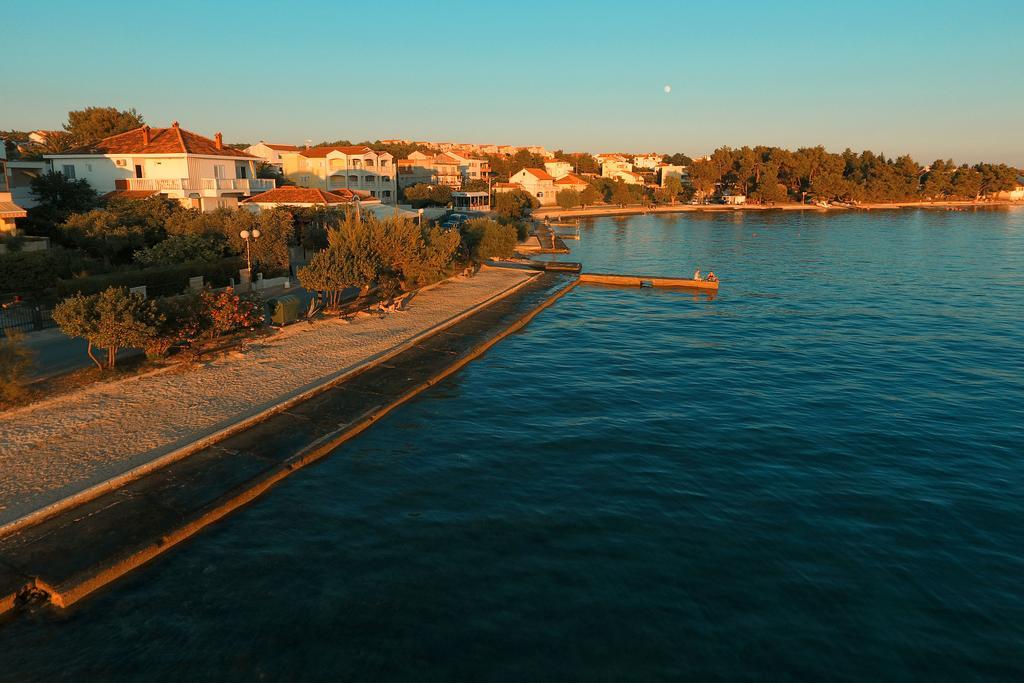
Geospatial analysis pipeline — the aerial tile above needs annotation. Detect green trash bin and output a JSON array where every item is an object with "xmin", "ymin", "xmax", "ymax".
[{"xmin": 268, "ymin": 294, "xmax": 303, "ymax": 326}]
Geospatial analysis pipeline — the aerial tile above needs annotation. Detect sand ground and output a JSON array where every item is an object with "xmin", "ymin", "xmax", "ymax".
[{"xmin": 0, "ymin": 266, "xmax": 533, "ymax": 528}]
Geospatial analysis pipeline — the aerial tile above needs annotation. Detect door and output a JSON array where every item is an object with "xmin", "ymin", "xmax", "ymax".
[{"xmin": 134, "ymin": 165, "xmax": 143, "ymax": 178}]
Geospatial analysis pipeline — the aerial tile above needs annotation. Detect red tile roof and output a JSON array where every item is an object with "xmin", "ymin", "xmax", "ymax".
[
  {"xmin": 242, "ymin": 187, "xmax": 370, "ymax": 205},
  {"xmin": 263, "ymin": 143, "xmax": 300, "ymax": 151},
  {"xmin": 295, "ymin": 145, "xmax": 383, "ymax": 158},
  {"xmin": 100, "ymin": 189, "xmax": 161, "ymax": 201},
  {"xmin": 555, "ymin": 173, "xmax": 587, "ymax": 186},
  {"xmin": 493, "ymin": 182, "xmax": 522, "ymax": 189},
  {"xmin": 59, "ymin": 123, "xmax": 256, "ymax": 158},
  {"xmin": 521, "ymin": 167, "xmax": 554, "ymax": 181}
]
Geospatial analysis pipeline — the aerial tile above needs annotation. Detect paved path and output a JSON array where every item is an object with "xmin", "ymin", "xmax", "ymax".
[{"xmin": 0, "ymin": 267, "xmax": 533, "ymax": 529}]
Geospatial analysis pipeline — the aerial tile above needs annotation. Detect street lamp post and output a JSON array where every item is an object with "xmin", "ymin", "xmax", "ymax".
[{"xmin": 240, "ymin": 228, "xmax": 261, "ymax": 272}]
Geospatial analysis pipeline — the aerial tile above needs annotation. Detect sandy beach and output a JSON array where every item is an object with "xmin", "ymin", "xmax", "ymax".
[{"xmin": 0, "ymin": 266, "xmax": 535, "ymax": 530}]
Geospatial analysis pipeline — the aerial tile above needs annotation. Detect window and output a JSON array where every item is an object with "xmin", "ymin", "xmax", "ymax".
[
  {"xmin": 86, "ymin": 163, "xmax": 93, "ymax": 172},
  {"xmin": 537, "ymin": 192, "xmax": 544, "ymax": 198},
  {"xmin": 380, "ymin": 159, "xmax": 388, "ymax": 168},
  {"xmin": 370, "ymin": 190, "xmax": 378, "ymax": 197},
  {"xmin": 365, "ymin": 159, "xmax": 375, "ymax": 167},
  {"xmin": 348, "ymin": 174, "xmax": 358, "ymax": 183},
  {"xmin": 382, "ymin": 190, "xmax": 392, "ymax": 198},
  {"xmin": 382, "ymin": 176, "xmax": 392, "ymax": 182},
  {"xmin": 365, "ymin": 175, "xmax": 374, "ymax": 183},
  {"xmin": 62, "ymin": 164, "xmax": 75, "ymax": 179}
]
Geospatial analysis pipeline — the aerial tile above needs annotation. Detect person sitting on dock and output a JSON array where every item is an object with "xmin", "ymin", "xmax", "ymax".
[
  {"xmin": 693, "ymin": 268, "xmax": 702, "ymax": 281},
  {"xmin": 706, "ymin": 271, "xmax": 718, "ymax": 283}
]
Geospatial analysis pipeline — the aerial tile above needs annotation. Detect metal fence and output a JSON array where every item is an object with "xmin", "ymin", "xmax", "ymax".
[{"xmin": 0, "ymin": 305, "xmax": 56, "ymax": 337}]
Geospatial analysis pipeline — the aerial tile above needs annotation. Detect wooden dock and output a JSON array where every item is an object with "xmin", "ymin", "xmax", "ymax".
[{"xmin": 579, "ymin": 273, "xmax": 719, "ymax": 290}]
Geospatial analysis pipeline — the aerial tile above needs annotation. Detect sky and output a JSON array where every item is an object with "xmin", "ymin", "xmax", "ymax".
[{"xmin": 3, "ymin": 0, "xmax": 1022, "ymax": 165}]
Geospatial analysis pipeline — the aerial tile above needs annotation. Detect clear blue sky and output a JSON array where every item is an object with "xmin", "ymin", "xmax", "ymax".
[{"xmin": 3, "ymin": 0, "xmax": 1022, "ymax": 165}]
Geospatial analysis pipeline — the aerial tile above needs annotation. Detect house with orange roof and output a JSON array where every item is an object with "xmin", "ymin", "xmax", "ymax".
[
  {"xmin": 554, "ymin": 173, "xmax": 589, "ymax": 194},
  {"xmin": 510, "ymin": 167, "xmax": 557, "ymax": 205},
  {"xmin": 240, "ymin": 186, "xmax": 380, "ymax": 212},
  {"xmin": 280, "ymin": 145, "xmax": 396, "ymax": 204},
  {"xmin": 44, "ymin": 122, "xmax": 274, "ymax": 211},
  {"xmin": 633, "ymin": 153, "xmax": 662, "ymax": 170},
  {"xmin": 244, "ymin": 141, "xmax": 302, "ymax": 170}
]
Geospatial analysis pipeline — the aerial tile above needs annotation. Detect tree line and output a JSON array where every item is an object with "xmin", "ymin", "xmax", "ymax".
[{"xmin": 684, "ymin": 146, "xmax": 1019, "ymax": 203}]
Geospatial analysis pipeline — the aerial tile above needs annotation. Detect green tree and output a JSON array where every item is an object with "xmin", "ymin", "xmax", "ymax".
[
  {"xmin": 403, "ymin": 183, "xmax": 453, "ymax": 208},
  {"xmin": 556, "ymin": 189, "xmax": 581, "ymax": 210},
  {"xmin": 610, "ymin": 181, "xmax": 633, "ymax": 207},
  {"xmin": 25, "ymin": 171, "xmax": 99, "ymax": 237},
  {"xmin": 221, "ymin": 209, "xmax": 293, "ymax": 274},
  {"xmin": 64, "ymin": 106, "xmax": 144, "ymax": 144},
  {"xmin": 134, "ymin": 234, "xmax": 224, "ymax": 267},
  {"xmin": 460, "ymin": 218, "xmax": 517, "ymax": 260},
  {"xmin": 52, "ymin": 287, "xmax": 161, "ymax": 370},
  {"xmin": 656, "ymin": 176, "xmax": 683, "ymax": 204},
  {"xmin": 580, "ymin": 185, "xmax": 601, "ymax": 207},
  {"xmin": 493, "ymin": 189, "xmax": 538, "ymax": 218}
]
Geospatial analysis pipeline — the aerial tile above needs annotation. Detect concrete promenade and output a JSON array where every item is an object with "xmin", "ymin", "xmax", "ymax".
[
  {"xmin": 0, "ymin": 271, "xmax": 578, "ymax": 615},
  {"xmin": 0, "ymin": 267, "xmax": 534, "ymax": 533}
]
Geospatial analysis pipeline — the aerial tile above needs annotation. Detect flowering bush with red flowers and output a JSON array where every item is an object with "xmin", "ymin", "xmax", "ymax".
[{"xmin": 201, "ymin": 288, "xmax": 263, "ymax": 338}]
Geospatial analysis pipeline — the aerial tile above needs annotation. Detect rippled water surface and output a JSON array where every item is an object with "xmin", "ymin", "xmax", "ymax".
[{"xmin": 4, "ymin": 209, "xmax": 1023, "ymax": 681}]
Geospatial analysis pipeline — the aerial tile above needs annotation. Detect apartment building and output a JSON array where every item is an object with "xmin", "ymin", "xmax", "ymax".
[{"xmin": 281, "ymin": 145, "xmax": 397, "ymax": 204}]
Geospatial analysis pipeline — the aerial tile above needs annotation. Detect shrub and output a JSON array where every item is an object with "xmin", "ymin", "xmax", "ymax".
[
  {"xmin": 403, "ymin": 183, "xmax": 453, "ymax": 208},
  {"xmin": 52, "ymin": 287, "xmax": 162, "ymax": 369},
  {"xmin": 134, "ymin": 234, "xmax": 225, "ymax": 267},
  {"xmin": 461, "ymin": 218, "xmax": 517, "ymax": 261},
  {"xmin": 493, "ymin": 189, "xmax": 538, "ymax": 219},
  {"xmin": 55, "ymin": 258, "xmax": 244, "ymax": 298},
  {"xmin": 556, "ymin": 189, "xmax": 581, "ymax": 210},
  {"xmin": 0, "ymin": 248, "xmax": 101, "ymax": 293},
  {"xmin": 202, "ymin": 288, "xmax": 264, "ymax": 338},
  {"xmin": 0, "ymin": 331, "xmax": 35, "ymax": 403}
]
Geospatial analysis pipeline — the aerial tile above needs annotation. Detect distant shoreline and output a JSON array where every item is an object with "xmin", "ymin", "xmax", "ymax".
[{"xmin": 533, "ymin": 200, "xmax": 1022, "ymax": 220}]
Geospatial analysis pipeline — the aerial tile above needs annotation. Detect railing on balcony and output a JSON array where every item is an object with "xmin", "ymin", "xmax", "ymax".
[
  {"xmin": 200, "ymin": 178, "xmax": 275, "ymax": 192},
  {"xmin": 123, "ymin": 177, "xmax": 275, "ymax": 193}
]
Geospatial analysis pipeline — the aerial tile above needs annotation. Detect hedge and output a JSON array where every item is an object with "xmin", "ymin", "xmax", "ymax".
[
  {"xmin": 0, "ymin": 248, "xmax": 101, "ymax": 294},
  {"xmin": 56, "ymin": 258, "xmax": 245, "ymax": 298}
]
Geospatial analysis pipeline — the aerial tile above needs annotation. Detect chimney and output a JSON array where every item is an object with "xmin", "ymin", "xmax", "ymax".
[
  {"xmin": 215, "ymin": 132, "xmax": 223, "ymax": 150},
  {"xmin": 141, "ymin": 125, "xmax": 151, "ymax": 145},
  {"xmin": 171, "ymin": 120, "xmax": 179, "ymax": 128}
]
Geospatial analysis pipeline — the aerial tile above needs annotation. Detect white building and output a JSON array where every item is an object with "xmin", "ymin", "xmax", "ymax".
[
  {"xmin": 398, "ymin": 151, "xmax": 488, "ymax": 189},
  {"xmin": 510, "ymin": 167, "xmax": 557, "ymax": 206},
  {"xmin": 0, "ymin": 145, "xmax": 27, "ymax": 235},
  {"xmin": 657, "ymin": 163, "xmax": 687, "ymax": 187},
  {"xmin": 44, "ymin": 122, "xmax": 274, "ymax": 211},
  {"xmin": 606, "ymin": 169, "xmax": 644, "ymax": 185},
  {"xmin": 244, "ymin": 142, "xmax": 301, "ymax": 170},
  {"xmin": 633, "ymin": 153, "xmax": 662, "ymax": 169},
  {"xmin": 598, "ymin": 154, "xmax": 633, "ymax": 178},
  {"xmin": 282, "ymin": 145, "xmax": 397, "ymax": 204},
  {"xmin": 544, "ymin": 159, "xmax": 573, "ymax": 178}
]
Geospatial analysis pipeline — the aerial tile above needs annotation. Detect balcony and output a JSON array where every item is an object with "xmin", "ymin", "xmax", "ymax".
[{"xmin": 122, "ymin": 177, "xmax": 275, "ymax": 195}]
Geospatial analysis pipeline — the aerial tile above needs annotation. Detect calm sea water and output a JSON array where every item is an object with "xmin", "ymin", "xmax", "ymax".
[{"xmin": 3, "ymin": 209, "xmax": 1023, "ymax": 681}]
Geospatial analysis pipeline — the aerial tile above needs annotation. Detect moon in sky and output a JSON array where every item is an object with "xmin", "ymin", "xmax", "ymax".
[{"xmin": 664, "ymin": 85, "xmax": 672, "ymax": 94}]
